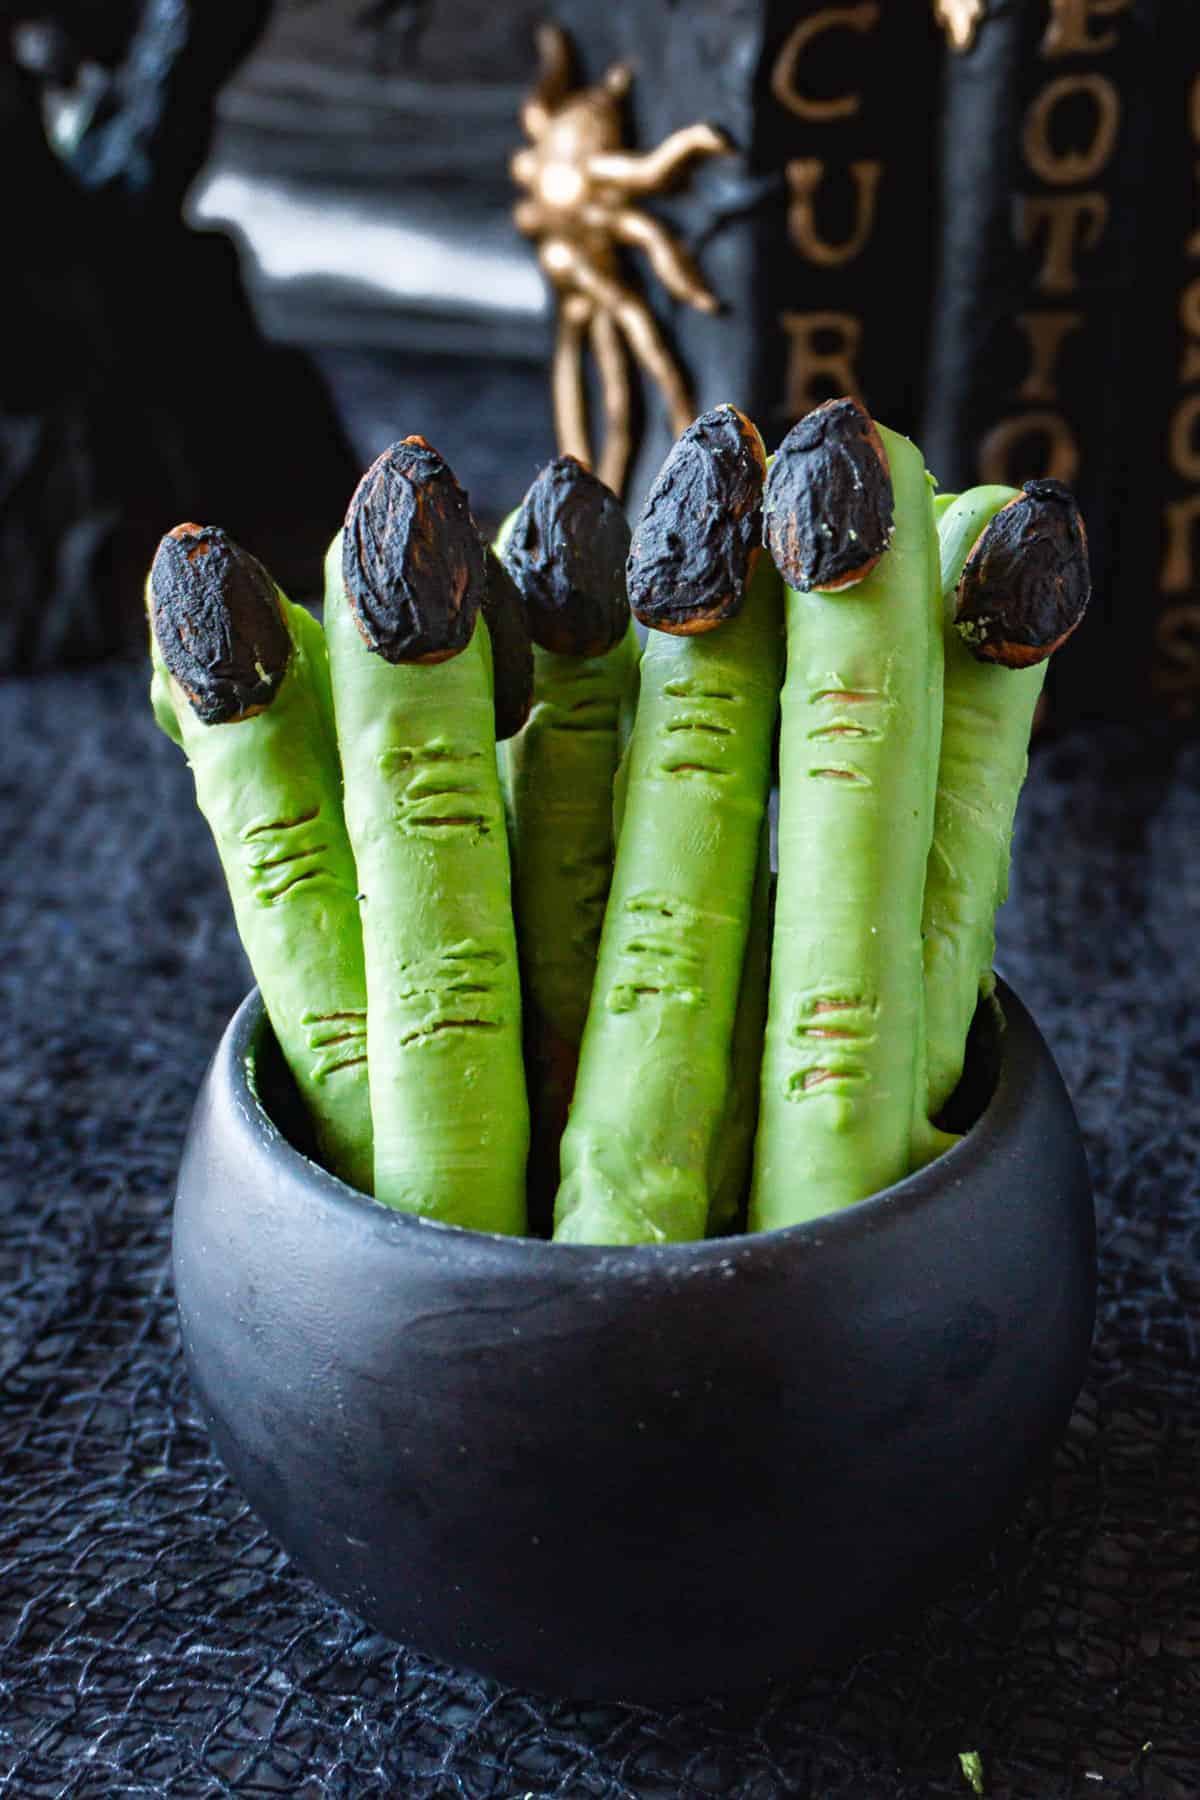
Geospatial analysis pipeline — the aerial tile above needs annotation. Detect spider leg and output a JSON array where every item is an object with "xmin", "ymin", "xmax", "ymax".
[
  {"xmin": 564, "ymin": 249, "xmax": 694, "ymax": 440},
  {"xmin": 513, "ymin": 196, "xmax": 542, "ymax": 237},
  {"xmin": 553, "ymin": 291, "xmax": 594, "ymax": 473},
  {"xmin": 609, "ymin": 207, "xmax": 719, "ymax": 313},
  {"xmin": 522, "ymin": 22, "xmax": 572, "ymax": 140},
  {"xmin": 587, "ymin": 123, "xmax": 728, "ymax": 195},
  {"xmin": 603, "ymin": 61, "xmax": 632, "ymax": 99},
  {"xmin": 589, "ymin": 308, "xmax": 633, "ymax": 495}
]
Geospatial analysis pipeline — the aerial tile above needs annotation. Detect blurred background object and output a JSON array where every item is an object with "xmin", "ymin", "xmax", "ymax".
[
  {"xmin": 2, "ymin": 0, "xmax": 362, "ymax": 668},
  {"xmin": 3, "ymin": 0, "xmax": 1198, "ymax": 727}
]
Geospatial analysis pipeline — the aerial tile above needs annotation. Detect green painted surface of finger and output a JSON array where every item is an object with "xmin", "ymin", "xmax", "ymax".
[
  {"xmin": 149, "ymin": 574, "xmax": 372, "ymax": 1195},
  {"xmin": 294, "ymin": 597, "xmax": 343, "ymax": 760},
  {"xmin": 749, "ymin": 422, "xmax": 942, "ymax": 1231},
  {"xmin": 501, "ymin": 623, "xmax": 638, "ymax": 1230},
  {"xmin": 150, "ymin": 664, "xmax": 183, "ymax": 746},
  {"xmin": 611, "ymin": 741, "xmax": 631, "ymax": 845},
  {"xmin": 708, "ymin": 824, "xmax": 771, "ymax": 1236},
  {"xmin": 495, "ymin": 464, "xmax": 636, "ymax": 1230},
  {"xmin": 554, "ymin": 553, "xmax": 783, "ymax": 1245},
  {"xmin": 618, "ymin": 639, "xmax": 642, "ymax": 753},
  {"xmin": 611, "ymin": 633, "xmax": 643, "ymax": 844},
  {"xmin": 924, "ymin": 484, "xmax": 1045, "ymax": 1117},
  {"xmin": 938, "ymin": 488, "xmax": 1018, "ymax": 603},
  {"xmin": 502, "ymin": 623, "xmax": 639, "ymax": 1050},
  {"xmin": 323, "ymin": 534, "xmax": 528, "ymax": 1232}
]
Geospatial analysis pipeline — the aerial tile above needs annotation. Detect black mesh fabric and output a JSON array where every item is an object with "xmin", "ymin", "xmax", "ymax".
[{"xmin": 1, "ymin": 664, "xmax": 1198, "ymax": 1799}]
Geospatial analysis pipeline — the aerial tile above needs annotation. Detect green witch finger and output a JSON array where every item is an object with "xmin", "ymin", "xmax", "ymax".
[
  {"xmin": 147, "ymin": 523, "xmax": 373, "ymax": 1194},
  {"xmin": 554, "ymin": 405, "xmax": 782, "ymax": 1247},
  {"xmin": 749, "ymin": 398, "xmax": 943, "ymax": 1232},
  {"xmin": 606, "ymin": 616, "xmax": 768, "ymax": 1244},
  {"xmin": 324, "ymin": 437, "xmax": 528, "ymax": 1231},
  {"xmin": 924, "ymin": 479, "xmax": 1090, "ymax": 1116},
  {"xmin": 610, "ymin": 649, "xmax": 642, "ymax": 847},
  {"xmin": 496, "ymin": 459, "xmax": 638, "ymax": 1226}
]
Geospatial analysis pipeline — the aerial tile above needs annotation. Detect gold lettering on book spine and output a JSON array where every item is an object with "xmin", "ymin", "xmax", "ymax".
[
  {"xmin": 978, "ymin": 412, "xmax": 1080, "ymax": 487},
  {"xmin": 1160, "ymin": 501, "xmax": 1200, "ymax": 596},
  {"xmin": 935, "ymin": 4, "xmax": 1136, "ymax": 59},
  {"xmin": 1180, "ymin": 280, "xmax": 1200, "ymax": 383},
  {"xmin": 1015, "ymin": 193, "xmax": 1109, "ymax": 294},
  {"xmin": 1154, "ymin": 73, "xmax": 1200, "ymax": 714},
  {"xmin": 1043, "ymin": 0, "xmax": 1131, "ymax": 57},
  {"xmin": 1170, "ymin": 395, "xmax": 1200, "ymax": 483},
  {"xmin": 778, "ymin": 313, "xmax": 864, "ymax": 417},
  {"xmin": 1022, "ymin": 75, "xmax": 1121, "ymax": 185},
  {"xmin": 1015, "ymin": 311, "xmax": 1084, "ymax": 403},
  {"xmin": 1152, "ymin": 604, "xmax": 1200, "ymax": 702},
  {"xmin": 511, "ymin": 24, "xmax": 728, "ymax": 496},
  {"xmin": 785, "ymin": 160, "xmax": 882, "ymax": 267},
  {"xmin": 771, "ymin": 5, "xmax": 879, "ymax": 121}
]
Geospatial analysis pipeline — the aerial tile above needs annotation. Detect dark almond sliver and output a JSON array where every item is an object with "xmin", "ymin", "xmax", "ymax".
[
  {"xmin": 481, "ymin": 547, "xmax": 534, "ymax": 740},
  {"xmin": 956, "ymin": 478, "xmax": 1090, "ymax": 668},
  {"xmin": 502, "ymin": 456, "xmax": 631, "ymax": 657},
  {"xmin": 343, "ymin": 436, "xmax": 486, "ymax": 665},
  {"xmin": 627, "ymin": 404, "xmax": 766, "ymax": 635},
  {"xmin": 150, "ymin": 523, "xmax": 291, "ymax": 725},
  {"xmin": 764, "ymin": 397, "xmax": 893, "ymax": 593}
]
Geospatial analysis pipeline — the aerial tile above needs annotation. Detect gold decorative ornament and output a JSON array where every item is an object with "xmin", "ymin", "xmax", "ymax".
[
  {"xmin": 935, "ymin": 2, "xmax": 1123, "ymax": 56},
  {"xmin": 512, "ymin": 23, "xmax": 728, "ymax": 495},
  {"xmin": 933, "ymin": 0, "xmax": 987, "ymax": 51}
]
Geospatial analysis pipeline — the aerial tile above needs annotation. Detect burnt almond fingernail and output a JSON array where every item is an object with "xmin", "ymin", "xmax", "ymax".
[
  {"xmin": 627, "ymin": 404, "xmax": 766, "ymax": 635},
  {"xmin": 150, "ymin": 523, "xmax": 290, "ymax": 725},
  {"xmin": 502, "ymin": 455, "xmax": 631, "ymax": 656},
  {"xmin": 956, "ymin": 478, "xmax": 1090, "ymax": 668},
  {"xmin": 764, "ymin": 397, "xmax": 893, "ymax": 593},
  {"xmin": 342, "ymin": 438, "xmax": 486, "ymax": 664}
]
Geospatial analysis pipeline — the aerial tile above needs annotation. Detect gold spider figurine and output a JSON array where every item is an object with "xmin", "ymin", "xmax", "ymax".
[{"xmin": 511, "ymin": 24, "xmax": 729, "ymax": 495}]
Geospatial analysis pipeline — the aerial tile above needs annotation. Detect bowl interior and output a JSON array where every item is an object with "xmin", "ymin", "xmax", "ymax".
[{"xmin": 246, "ymin": 986, "xmax": 1008, "ymax": 1237}]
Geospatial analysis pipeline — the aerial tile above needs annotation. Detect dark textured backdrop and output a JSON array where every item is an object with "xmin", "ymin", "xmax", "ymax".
[{"xmin": 1, "ymin": 666, "xmax": 1198, "ymax": 1798}]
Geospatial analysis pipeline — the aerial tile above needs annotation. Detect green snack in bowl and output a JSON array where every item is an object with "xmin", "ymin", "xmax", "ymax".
[
  {"xmin": 147, "ymin": 523, "xmax": 372, "ymax": 1194},
  {"xmin": 750, "ymin": 399, "xmax": 943, "ymax": 1231},
  {"xmin": 608, "ymin": 608, "xmax": 772, "ymax": 1246},
  {"xmin": 495, "ymin": 461, "xmax": 638, "ymax": 1222},
  {"xmin": 924, "ymin": 479, "xmax": 1090, "ymax": 1116},
  {"xmin": 554, "ymin": 406, "xmax": 782, "ymax": 1246},
  {"xmin": 324, "ymin": 438, "xmax": 528, "ymax": 1232},
  {"xmin": 504, "ymin": 621, "xmax": 638, "ymax": 1051}
]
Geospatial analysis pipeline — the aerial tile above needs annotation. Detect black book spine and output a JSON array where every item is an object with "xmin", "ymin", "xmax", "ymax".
[
  {"xmin": 752, "ymin": 2, "xmax": 942, "ymax": 445},
  {"xmin": 923, "ymin": 0, "xmax": 1195, "ymax": 726},
  {"xmin": 549, "ymin": 1, "xmax": 941, "ymax": 502}
]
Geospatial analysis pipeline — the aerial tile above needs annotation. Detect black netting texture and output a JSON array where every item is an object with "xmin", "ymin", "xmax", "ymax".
[{"xmin": 1, "ymin": 665, "xmax": 1198, "ymax": 1799}]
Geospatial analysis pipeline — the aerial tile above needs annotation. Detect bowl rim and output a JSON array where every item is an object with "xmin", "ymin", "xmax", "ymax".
[{"xmin": 210, "ymin": 976, "xmax": 1050, "ymax": 1269}]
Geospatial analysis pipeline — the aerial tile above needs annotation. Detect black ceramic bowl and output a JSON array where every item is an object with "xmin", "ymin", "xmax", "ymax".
[{"xmin": 173, "ymin": 980, "xmax": 1094, "ymax": 1701}]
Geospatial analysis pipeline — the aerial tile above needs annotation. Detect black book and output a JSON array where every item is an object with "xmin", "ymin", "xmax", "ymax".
[
  {"xmin": 550, "ymin": 1, "xmax": 943, "ymax": 498},
  {"xmin": 922, "ymin": 0, "xmax": 1198, "ymax": 726}
]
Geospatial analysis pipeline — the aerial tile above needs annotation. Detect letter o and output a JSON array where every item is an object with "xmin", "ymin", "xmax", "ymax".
[{"xmin": 1022, "ymin": 75, "xmax": 1121, "ymax": 186}]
